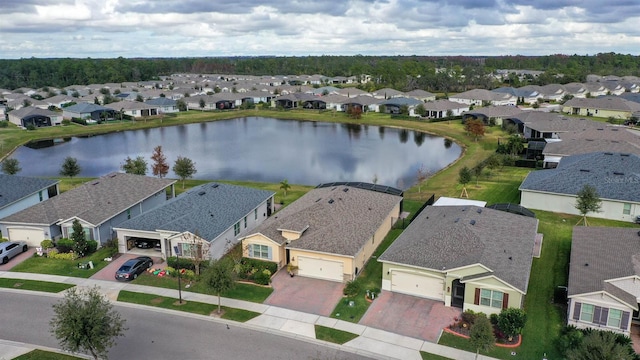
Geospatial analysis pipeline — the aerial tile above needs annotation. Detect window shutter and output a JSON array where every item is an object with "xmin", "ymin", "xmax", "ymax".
[
  {"xmin": 502, "ymin": 293, "xmax": 509, "ymax": 309},
  {"xmin": 474, "ymin": 288, "xmax": 480, "ymax": 305},
  {"xmin": 267, "ymin": 246, "xmax": 272, "ymax": 260},
  {"xmin": 573, "ymin": 302, "xmax": 581, "ymax": 321},
  {"xmin": 593, "ymin": 306, "xmax": 602, "ymax": 325},
  {"xmin": 248, "ymin": 245, "xmax": 253, "ymax": 257},
  {"xmin": 621, "ymin": 311, "xmax": 631, "ymax": 330},
  {"xmin": 600, "ymin": 308, "xmax": 609, "ymax": 326}
]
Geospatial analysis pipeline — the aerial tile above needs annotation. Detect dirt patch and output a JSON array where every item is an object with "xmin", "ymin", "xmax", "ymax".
[
  {"xmin": 150, "ymin": 297, "xmax": 163, "ymax": 305},
  {"xmin": 13, "ymin": 282, "xmax": 23, "ymax": 288},
  {"xmin": 209, "ymin": 309, "xmax": 226, "ymax": 318},
  {"xmin": 173, "ymin": 300, "xmax": 187, "ymax": 306}
]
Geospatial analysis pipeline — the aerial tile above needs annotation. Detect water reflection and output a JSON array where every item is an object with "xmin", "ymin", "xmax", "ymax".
[{"xmin": 10, "ymin": 117, "xmax": 462, "ymax": 190}]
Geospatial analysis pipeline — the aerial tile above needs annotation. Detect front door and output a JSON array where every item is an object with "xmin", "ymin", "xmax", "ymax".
[{"xmin": 452, "ymin": 279, "xmax": 465, "ymax": 308}]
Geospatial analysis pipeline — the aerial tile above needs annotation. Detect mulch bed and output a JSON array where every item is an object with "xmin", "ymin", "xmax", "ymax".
[{"xmin": 447, "ymin": 322, "xmax": 521, "ymax": 348}]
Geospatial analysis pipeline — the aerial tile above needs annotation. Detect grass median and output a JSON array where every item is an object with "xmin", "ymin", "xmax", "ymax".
[
  {"xmin": 0, "ymin": 278, "xmax": 74, "ymax": 293},
  {"xmin": 14, "ymin": 350, "xmax": 83, "ymax": 360}
]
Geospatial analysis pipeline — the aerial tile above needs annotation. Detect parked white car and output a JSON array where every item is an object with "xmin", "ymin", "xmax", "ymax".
[{"xmin": 0, "ymin": 241, "xmax": 28, "ymax": 264}]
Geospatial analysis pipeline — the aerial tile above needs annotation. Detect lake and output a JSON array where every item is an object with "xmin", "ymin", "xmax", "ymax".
[{"xmin": 10, "ymin": 117, "xmax": 461, "ymax": 190}]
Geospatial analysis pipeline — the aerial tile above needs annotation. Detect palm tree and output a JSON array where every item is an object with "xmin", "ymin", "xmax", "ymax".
[{"xmin": 279, "ymin": 179, "xmax": 291, "ymax": 198}]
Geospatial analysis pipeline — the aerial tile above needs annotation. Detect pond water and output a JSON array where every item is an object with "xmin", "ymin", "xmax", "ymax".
[{"xmin": 10, "ymin": 117, "xmax": 461, "ymax": 190}]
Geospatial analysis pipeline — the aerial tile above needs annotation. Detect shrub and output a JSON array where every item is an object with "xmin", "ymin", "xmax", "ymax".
[
  {"xmin": 41, "ymin": 239, "xmax": 54, "ymax": 249},
  {"xmin": 461, "ymin": 310, "xmax": 479, "ymax": 325},
  {"xmin": 253, "ymin": 270, "xmax": 271, "ymax": 285},
  {"xmin": 164, "ymin": 266, "xmax": 175, "ymax": 276},
  {"xmin": 489, "ymin": 313, "xmax": 499, "ymax": 325},
  {"xmin": 61, "ymin": 119, "xmax": 71, "ymax": 126},
  {"xmin": 0, "ymin": 121, "xmax": 8, "ymax": 128},
  {"xmin": 47, "ymin": 249, "xmax": 78, "ymax": 260},
  {"xmin": 86, "ymin": 240, "xmax": 98, "ymax": 255},
  {"xmin": 103, "ymin": 238, "xmax": 119, "ymax": 257},
  {"xmin": 26, "ymin": 124, "xmax": 36, "ymax": 130},
  {"xmin": 182, "ymin": 269, "xmax": 196, "ymax": 281},
  {"xmin": 167, "ymin": 256, "xmax": 200, "ymax": 272},
  {"xmin": 56, "ymin": 238, "xmax": 75, "ymax": 253},
  {"xmin": 497, "ymin": 308, "xmax": 527, "ymax": 340},
  {"xmin": 343, "ymin": 280, "xmax": 361, "ymax": 297},
  {"xmin": 0, "ymin": 238, "xmax": 8, "ymax": 243}
]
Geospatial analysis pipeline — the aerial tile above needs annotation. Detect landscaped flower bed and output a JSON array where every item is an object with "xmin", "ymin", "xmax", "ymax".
[{"xmin": 446, "ymin": 309, "xmax": 526, "ymax": 348}]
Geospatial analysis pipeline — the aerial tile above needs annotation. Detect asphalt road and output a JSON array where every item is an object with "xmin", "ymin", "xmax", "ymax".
[{"xmin": 0, "ymin": 291, "xmax": 374, "ymax": 360}]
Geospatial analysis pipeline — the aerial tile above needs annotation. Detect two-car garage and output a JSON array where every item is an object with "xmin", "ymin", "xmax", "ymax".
[
  {"xmin": 7, "ymin": 227, "xmax": 45, "ymax": 247},
  {"xmin": 390, "ymin": 271, "xmax": 444, "ymax": 301},
  {"xmin": 297, "ymin": 256, "xmax": 344, "ymax": 282}
]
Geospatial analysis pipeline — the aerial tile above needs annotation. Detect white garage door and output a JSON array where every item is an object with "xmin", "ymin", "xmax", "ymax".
[
  {"xmin": 297, "ymin": 256, "xmax": 344, "ymax": 282},
  {"xmin": 391, "ymin": 271, "xmax": 444, "ymax": 300},
  {"xmin": 8, "ymin": 228, "xmax": 45, "ymax": 247}
]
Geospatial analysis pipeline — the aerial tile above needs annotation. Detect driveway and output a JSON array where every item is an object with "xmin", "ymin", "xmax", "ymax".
[
  {"xmin": 359, "ymin": 291, "xmax": 461, "ymax": 342},
  {"xmin": 0, "ymin": 247, "xmax": 35, "ymax": 271},
  {"xmin": 90, "ymin": 253, "xmax": 164, "ymax": 282},
  {"xmin": 264, "ymin": 269, "xmax": 345, "ymax": 316}
]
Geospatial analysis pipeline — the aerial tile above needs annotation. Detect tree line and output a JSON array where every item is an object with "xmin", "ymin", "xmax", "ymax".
[{"xmin": 2, "ymin": 53, "xmax": 640, "ymax": 93}]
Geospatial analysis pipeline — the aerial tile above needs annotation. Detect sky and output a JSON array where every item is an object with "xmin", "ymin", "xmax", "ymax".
[{"xmin": 1, "ymin": 0, "xmax": 640, "ymax": 59}]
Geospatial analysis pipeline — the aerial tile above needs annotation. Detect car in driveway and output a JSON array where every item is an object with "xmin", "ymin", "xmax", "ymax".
[
  {"xmin": 115, "ymin": 256, "xmax": 153, "ymax": 281},
  {"xmin": 0, "ymin": 241, "xmax": 28, "ymax": 264}
]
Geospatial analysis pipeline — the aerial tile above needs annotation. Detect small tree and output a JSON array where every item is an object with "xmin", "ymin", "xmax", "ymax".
[
  {"xmin": 465, "ymin": 119, "xmax": 485, "ymax": 141},
  {"xmin": 566, "ymin": 330, "xmax": 634, "ymax": 360},
  {"xmin": 575, "ymin": 184, "xmax": 602, "ymax": 226},
  {"xmin": 50, "ymin": 286, "xmax": 127, "ymax": 360},
  {"xmin": 173, "ymin": 156, "xmax": 197, "ymax": 189},
  {"xmin": 181, "ymin": 232, "xmax": 209, "ymax": 276},
  {"xmin": 1, "ymin": 158, "xmax": 21, "ymax": 175},
  {"xmin": 60, "ymin": 156, "xmax": 81, "ymax": 178},
  {"xmin": 201, "ymin": 258, "xmax": 236, "ymax": 314},
  {"xmin": 199, "ymin": 98, "xmax": 206, "ymax": 110},
  {"xmin": 279, "ymin": 179, "xmax": 291, "ymax": 198},
  {"xmin": 150, "ymin": 145, "xmax": 169, "ymax": 178},
  {"xmin": 71, "ymin": 219, "xmax": 89, "ymax": 257},
  {"xmin": 416, "ymin": 164, "xmax": 431, "ymax": 193},
  {"xmin": 473, "ymin": 162, "xmax": 485, "ymax": 187},
  {"xmin": 121, "ymin": 156, "xmax": 147, "ymax": 175},
  {"xmin": 469, "ymin": 314, "xmax": 495, "ymax": 360},
  {"xmin": 497, "ymin": 308, "xmax": 527, "ymax": 341},
  {"xmin": 458, "ymin": 166, "xmax": 472, "ymax": 198}
]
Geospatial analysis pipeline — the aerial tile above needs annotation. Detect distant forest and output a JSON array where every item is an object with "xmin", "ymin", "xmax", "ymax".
[{"xmin": 1, "ymin": 53, "xmax": 639, "ymax": 92}]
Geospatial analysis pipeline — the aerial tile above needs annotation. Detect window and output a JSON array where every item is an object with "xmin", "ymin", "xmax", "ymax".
[
  {"xmin": 180, "ymin": 243, "xmax": 194, "ymax": 257},
  {"xmin": 480, "ymin": 289, "xmax": 503, "ymax": 308},
  {"xmin": 580, "ymin": 304, "xmax": 595, "ymax": 322},
  {"xmin": 249, "ymin": 244, "xmax": 271, "ymax": 260},
  {"xmin": 244, "ymin": 216, "xmax": 247, "ymax": 228},
  {"xmin": 254, "ymin": 208, "xmax": 258, "ymax": 220},
  {"xmin": 127, "ymin": 209, "xmax": 131, "ymax": 219},
  {"xmin": 608, "ymin": 309, "xmax": 623, "ymax": 328},
  {"xmin": 234, "ymin": 222, "xmax": 240, "ymax": 236},
  {"xmin": 39, "ymin": 191, "xmax": 43, "ymax": 201},
  {"xmin": 623, "ymin": 203, "xmax": 632, "ymax": 215}
]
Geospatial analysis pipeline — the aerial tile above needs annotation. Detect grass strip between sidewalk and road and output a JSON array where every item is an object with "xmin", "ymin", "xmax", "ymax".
[
  {"xmin": 314, "ymin": 325, "xmax": 359, "ymax": 345},
  {"xmin": 420, "ymin": 351, "xmax": 454, "ymax": 360},
  {"xmin": 0, "ymin": 278, "xmax": 74, "ymax": 293},
  {"xmin": 117, "ymin": 290, "xmax": 261, "ymax": 322},
  {"xmin": 13, "ymin": 349, "xmax": 83, "ymax": 360}
]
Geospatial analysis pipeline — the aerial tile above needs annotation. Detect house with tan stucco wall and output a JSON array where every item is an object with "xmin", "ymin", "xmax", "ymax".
[{"xmin": 241, "ymin": 183, "xmax": 402, "ymax": 282}]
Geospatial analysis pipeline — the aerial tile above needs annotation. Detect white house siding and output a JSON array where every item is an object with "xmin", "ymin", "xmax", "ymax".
[
  {"xmin": 568, "ymin": 294, "xmax": 634, "ymax": 334},
  {"xmin": 520, "ymin": 191, "xmax": 640, "ymax": 223}
]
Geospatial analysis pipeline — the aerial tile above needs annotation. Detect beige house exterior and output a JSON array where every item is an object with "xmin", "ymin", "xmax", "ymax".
[
  {"xmin": 241, "ymin": 184, "xmax": 402, "ymax": 282},
  {"xmin": 378, "ymin": 206, "xmax": 539, "ymax": 315}
]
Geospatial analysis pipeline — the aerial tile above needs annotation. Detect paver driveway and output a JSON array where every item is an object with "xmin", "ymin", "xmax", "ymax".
[
  {"xmin": 359, "ymin": 291, "xmax": 461, "ymax": 342},
  {"xmin": 0, "ymin": 247, "xmax": 35, "ymax": 271},
  {"xmin": 90, "ymin": 253, "xmax": 164, "ymax": 282},
  {"xmin": 264, "ymin": 269, "xmax": 345, "ymax": 316}
]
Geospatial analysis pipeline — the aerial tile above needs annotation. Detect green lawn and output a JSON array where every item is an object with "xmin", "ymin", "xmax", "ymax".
[
  {"xmin": 130, "ymin": 272, "xmax": 273, "ymax": 303},
  {"xmin": 10, "ymin": 247, "xmax": 115, "ymax": 278},
  {"xmin": 13, "ymin": 350, "xmax": 83, "ymax": 360},
  {"xmin": 438, "ymin": 332, "xmax": 515, "ymax": 358},
  {"xmin": 117, "ymin": 290, "xmax": 260, "ymax": 321},
  {"xmin": 0, "ymin": 278, "xmax": 74, "ymax": 293},
  {"xmin": 420, "ymin": 352, "xmax": 453, "ymax": 360},
  {"xmin": 314, "ymin": 325, "xmax": 359, "ymax": 345}
]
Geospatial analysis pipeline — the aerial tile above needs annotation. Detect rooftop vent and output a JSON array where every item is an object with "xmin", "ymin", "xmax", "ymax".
[
  {"xmin": 91, "ymin": 181, "xmax": 100, "ymax": 185},
  {"xmin": 470, "ymin": 220, "xmax": 476, "ymax": 225},
  {"xmin": 613, "ymin": 172, "xmax": 625, "ymax": 175},
  {"xmin": 342, "ymin": 188, "xmax": 349, "ymax": 192},
  {"xmin": 579, "ymin": 169, "xmax": 590, "ymax": 172},
  {"xmin": 604, "ymin": 152, "xmax": 613, "ymax": 155},
  {"xmin": 621, "ymin": 153, "xmax": 630, "ymax": 157},
  {"xmin": 211, "ymin": 184, "xmax": 219, "ymax": 188},
  {"xmin": 198, "ymin": 191, "xmax": 206, "ymax": 196},
  {"xmin": 328, "ymin": 199, "xmax": 334, "ymax": 204},
  {"xmin": 109, "ymin": 173, "xmax": 117, "ymax": 178},
  {"xmin": 477, "ymin": 208, "xmax": 482, "ymax": 214},
  {"xmin": 585, "ymin": 263, "xmax": 589, "ymax": 266},
  {"xmin": 509, "ymin": 256, "xmax": 512, "ymax": 260},
  {"xmin": 315, "ymin": 198, "xmax": 322, "ymax": 202},
  {"xmin": 454, "ymin": 218, "xmax": 460, "ymax": 223}
]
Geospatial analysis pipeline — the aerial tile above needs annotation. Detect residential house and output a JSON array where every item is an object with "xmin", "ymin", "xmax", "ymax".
[
  {"xmin": 104, "ymin": 100, "xmax": 160, "ymax": 118},
  {"xmin": 341, "ymin": 95, "xmax": 379, "ymax": 113},
  {"xmin": 404, "ymin": 89, "xmax": 437, "ymax": 102},
  {"xmin": 114, "ymin": 182, "xmax": 274, "ymax": 260},
  {"xmin": 379, "ymin": 97, "xmax": 423, "ymax": 116},
  {"xmin": 505, "ymin": 112, "xmax": 600, "ymax": 139},
  {"xmin": 542, "ymin": 127, "xmax": 640, "ymax": 168},
  {"xmin": 562, "ymin": 83, "xmax": 589, "ymax": 99},
  {"xmin": 62, "ymin": 103, "xmax": 116, "ymax": 121},
  {"xmin": 7, "ymin": 107, "xmax": 62, "ymax": 127},
  {"xmin": 422, "ymin": 100, "xmax": 469, "ymax": 119},
  {"xmin": 449, "ymin": 89, "xmax": 517, "ymax": 107},
  {"xmin": 519, "ymin": 152, "xmax": 640, "ymax": 223},
  {"xmin": 462, "ymin": 105, "xmax": 523, "ymax": 126},
  {"xmin": 241, "ymin": 183, "xmax": 403, "ymax": 282},
  {"xmin": 45, "ymin": 94, "xmax": 77, "ymax": 109},
  {"xmin": 0, "ymin": 174, "xmax": 59, "ymax": 222},
  {"xmin": 567, "ymin": 226, "xmax": 638, "ymax": 335},
  {"xmin": 0, "ymin": 173, "xmax": 176, "ymax": 247},
  {"xmin": 562, "ymin": 96, "xmax": 640, "ymax": 120},
  {"xmin": 378, "ymin": 205, "xmax": 539, "ymax": 315},
  {"xmin": 583, "ymin": 83, "xmax": 609, "ymax": 97},
  {"xmin": 538, "ymin": 84, "xmax": 567, "ymax": 102},
  {"xmin": 371, "ymin": 88, "xmax": 404, "ymax": 100},
  {"xmin": 145, "ymin": 97, "xmax": 179, "ymax": 114}
]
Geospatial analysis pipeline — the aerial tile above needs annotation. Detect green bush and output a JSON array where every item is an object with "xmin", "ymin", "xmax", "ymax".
[
  {"xmin": 167, "ymin": 256, "xmax": 201, "ymax": 272},
  {"xmin": 47, "ymin": 249, "xmax": 78, "ymax": 260},
  {"xmin": 497, "ymin": 308, "xmax": 527, "ymax": 339},
  {"xmin": 242, "ymin": 258, "xmax": 277, "ymax": 274},
  {"xmin": 0, "ymin": 238, "xmax": 8, "ymax": 243},
  {"xmin": 86, "ymin": 240, "xmax": 98, "ymax": 255},
  {"xmin": 61, "ymin": 119, "xmax": 71, "ymax": 125},
  {"xmin": 182, "ymin": 269, "xmax": 196, "ymax": 281},
  {"xmin": 253, "ymin": 270, "xmax": 271, "ymax": 285},
  {"xmin": 40, "ymin": 239, "xmax": 54, "ymax": 249},
  {"xmin": 164, "ymin": 266, "xmax": 176, "ymax": 276},
  {"xmin": 103, "ymin": 238, "xmax": 119, "ymax": 257},
  {"xmin": 0, "ymin": 121, "xmax": 8, "ymax": 128},
  {"xmin": 56, "ymin": 238, "xmax": 75, "ymax": 253},
  {"xmin": 343, "ymin": 280, "xmax": 361, "ymax": 297}
]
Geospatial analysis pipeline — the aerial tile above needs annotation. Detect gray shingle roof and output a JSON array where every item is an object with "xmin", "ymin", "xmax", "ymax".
[
  {"xmin": 0, "ymin": 174, "xmax": 58, "ymax": 209},
  {"xmin": 513, "ymin": 112, "xmax": 602, "ymax": 133},
  {"xmin": 568, "ymin": 226, "xmax": 640, "ymax": 307},
  {"xmin": 378, "ymin": 206, "xmax": 539, "ymax": 293},
  {"xmin": 520, "ymin": 152, "xmax": 640, "ymax": 203},
  {"xmin": 249, "ymin": 186, "xmax": 402, "ymax": 256},
  {"xmin": 8, "ymin": 106, "xmax": 58, "ymax": 118},
  {"xmin": 63, "ymin": 103, "xmax": 111, "ymax": 113},
  {"xmin": 0, "ymin": 173, "xmax": 176, "ymax": 226},
  {"xmin": 115, "ymin": 182, "xmax": 274, "ymax": 242},
  {"xmin": 145, "ymin": 97, "xmax": 177, "ymax": 106}
]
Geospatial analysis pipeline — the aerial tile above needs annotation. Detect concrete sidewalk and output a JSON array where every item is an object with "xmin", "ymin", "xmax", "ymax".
[{"xmin": 0, "ymin": 271, "xmax": 501, "ymax": 360}]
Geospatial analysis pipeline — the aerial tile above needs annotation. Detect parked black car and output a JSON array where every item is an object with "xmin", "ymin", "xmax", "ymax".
[
  {"xmin": 134, "ymin": 239, "xmax": 160, "ymax": 250},
  {"xmin": 115, "ymin": 256, "xmax": 153, "ymax": 281}
]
